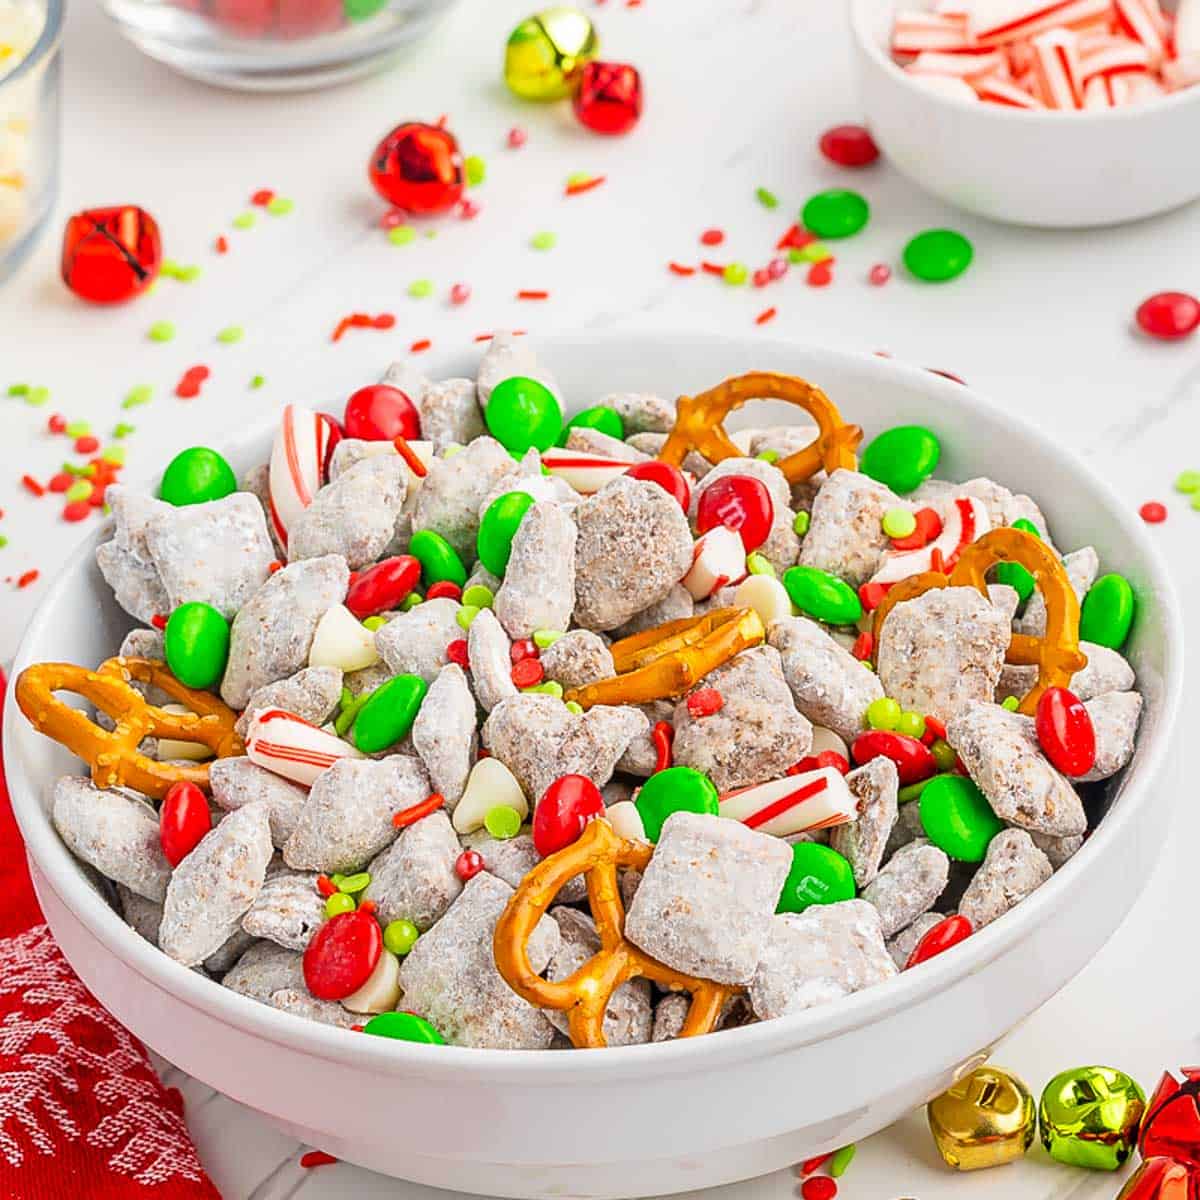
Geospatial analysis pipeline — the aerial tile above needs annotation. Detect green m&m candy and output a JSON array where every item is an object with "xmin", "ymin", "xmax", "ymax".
[
  {"xmin": 559, "ymin": 405, "xmax": 624, "ymax": 445},
  {"xmin": 860, "ymin": 425, "xmax": 940, "ymax": 495},
  {"xmin": 353, "ymin": 674, "xmax": 428, "ymax": 753},
  {"xmin": 777, "ymin": 842, "xmax": 856, "ymax": 914},
  {"xmin": 159, "ymin": 447, "xmax": 238, "ymax": 507},
  {"xmin": 633, "ymin": 766, "xmax": 719, "ymax": 843},
  {"xmin": 409, "ymin": 529, "xmax": 467, "ymax": 587},
  {"xmin": 994, "ymin": 518, "xmax": 1041, "ymax": 604},
  {"xmin": 477, "ymin": 491, "xmax": 535, "ymax": 576},
  {"xmin": 485, "ymin": 375, "xmax": 563, "ymax": 454},
  {"xmin": 918, "ymin": 774, "xmax": 1003, "ymax": 862},
  {"xmin": 363, "ymin": 1010, "xmax": 445, "ymax": 1044},
  {"xmin": 801, "ymin": 189, "xmax": 870, "ymax": 239},
  {"xmin": 1079, "ymin": 573, "xmax": 1135, "ymax": 650},
  {"xmin": 163, "ymin": 602, "xmax": 230, "ymax": 689},
  {"xmin": 782, "ymin": 565, "xmax": 862, "ymax": 625},
  {"xmin": 903, "ymin": 229, "xmax": 974, "ymax": 282}
]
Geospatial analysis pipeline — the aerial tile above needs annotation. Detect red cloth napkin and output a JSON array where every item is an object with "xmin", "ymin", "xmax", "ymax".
[{"xmin": 0, "ymin": 669, "xmax": 222, "ymax": 1199}]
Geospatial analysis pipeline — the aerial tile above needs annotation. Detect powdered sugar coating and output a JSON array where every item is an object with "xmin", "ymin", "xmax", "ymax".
[
  {"xmin": 958, "ymin": 829, "xmax": 1052, "ymax": 930},
  {"xmin": 94, "ymin": 486, "xmax": 172, "ymax": 624},
  {"xmin": 363, "ymin": 810, "xmax": 463, "ymax": 931},
  {"xmin": 611, "ymin": 584, "xmax": 695, "ymax": 638},
  {"xmin": 603, "ymin": 391, "xmax": 675, "ymax": 435},
  {"xmin": 475, "ymin": 331, "xmax": 558, "ymax": 408},
  {"xmin": 234, "ymin": 666, "xmax": 343, "ymax": 739},
  {"xmin": 411, "ymin": 664, "xmax": 477, "ymax": 806},
  {"xmin": 493, "ymin": 501, "xmax": 578, "ymax": 639},
  {"xmin": 413, "ymin": 436, "xmax": 517, "ymax": 560},
  {"xmin": 539, "ymin": 630, "xmax": 614, "ymax": 691},
  {"xmin": 830, "ymin": 756, "xmax": 900, "ymax": 888},
  {"xmin": 860, "ymin": 840, "xmax": 950, "ymax": 937},
  {"xmin": 418, "ymin": 377, "xmax": 485, "ymax": 451},
  {"xmin": 375, "ymin": 597, "xmax": 462, "ymax": 683},
  {"xmin": 1078, "ymin": 691, "xmax": 1142, "ymax": 783},
  {"xmin": 209, "ymin": 757, "xmax": 309, "ymax": 849},
  {"xmin": 223, "ymin": 940, "xmax": 305, "ymax": 1002},
  {"xmin": 799, "ymin": 468, "xmax": 899, "ymax": 587},
  {"xmin": 241, "ymin": 870, "xmax": 325, "ymax": 950},
  {"xmin": 886, "ymin": 911, "xmax": 946, "ymax": 969},
  {"xmin": 465, "ymin": 607, "xmax": 518, "ymax": 712}
]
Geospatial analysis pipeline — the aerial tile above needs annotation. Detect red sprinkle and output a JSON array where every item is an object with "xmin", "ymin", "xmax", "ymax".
[
  {"xmin": 924, "ymin": 715, "xmax": 947, "ymax": 742},
  {"xmin": 1140, "ymin": 500, "xmax": 1167, "ymax": 523},
  {"xmin": 373, "ymin": 313, "xmax": 396, "ymax": 329},
  {"xmin": 511, "ymin": 657, "xmax": 544, "ymax": 688},
  {"xmin": 801, "ymin": 1177, "xmax": 837, "ymax": 1200},
  {"xmin": 700, "ymin": 261, "xmax": 726, "ymax": 276},
  {"xmin": 800, "ymin": 1153, "xmax": 832, "ymax": 1175},
  {"xmin": 74, "ymin": 435, "xmax": 99, "ymax": 454},
  {"xmin": 686, "ymin": 688, "xmax": 724, "ymax": 718},
  {"xmin": 425, "ymin": 580, "xmax": 461, "ymax": 602},
  {"xmin": 850, "ymin": 631, "xmax": 874, "ymax": 661},
  {"xmin": 455, "ymin": 849, "xmax": 485, "ymax": 881},
  {"xmin": 151, "ymin": 613, "xmax": 168, "ymax": 630},
  {"xmin": 459, "ymin": 198, "xmax": 481, "ymax": 219},
  {"xmin": 316, "ymin": 874, "xmax": 337, "ymax": 898},
  {"xmin": 651, "ymin": 720, "xmax": 674, "ymax": 773},
  {"xmin": 409, "ymin": 338, "xmax": 431, "ymax": 353},
  {"xmin": 300, "ymin": 1151, "xmax": 338, "ymax": 1169},
  {"xmin": 869, "ymin": 263, "xmax": 892, "ymax": 286},
  {"xmin": 251, "ymin": 188, "xmax": 275, "ymax": 206},
  {"xmin": 446, "ymin": 638, "xmax": 470, "ymax": 669},
  {"xmin": 332, "ymin": 312, "xmax": 393, "ymax": 342},
  {"xmin": 268, "ymin": 560, "xmax": 284, "ymax": 574},
  {"xmin": 380, "ymin": 210, "xmax": 405, "ymax": 229},
  {"xmin": 668, "ymin": 262, "xmax": 697, "ymax": 276},
  {"xmin": 807, "ymin": 262, "xmax": 833, "ymax": 287},
  {"xmin": 392, "ymin": 435, "xmax": 428, "ymax": 478},
  {"xmin": 62, "ymin": 500, "xmax": 90, "ymax": 522},
  {"xmin": 450, "ymin": 282, "xmax": 471, "ymax": 305},
  {"xmin": 565, "ymin": 175, "xmax": 606, "ymax": 196},
  {"xmin": 16, "ymin": 569, "xmax": 39, "ymax": 589},
  {"xmin": 47, "ymin": 414, "xmax": 67, "ymax": 434},
  {"xmin": 48, "ymin": 473, "xmax": 72, "ymax": 493},
  {"xmin": 753, "ymin": 269, "xmax": 770, "ymax": 288},
  {"xmin": 510, "ymin": 639, "xmax": 538, "ymax": 663},
  {"xmin": 755, "ymin": 306, "xmax": 777, "ymax": 326},
  {"xmin": 776, "ymin": 224, "xmax": 816, "ymax": 251},
  {"xmin": 358, "ymin": 899, "xmax": 376, "ymax": 916},
  {"xmin": 929, "ymin": 547, "xmax": 946, "ymax": 575},
  {"xmin": 21, "ymin": 475, "xmax": 45, "ymax": 497},
  {"xmin": 700, "ymin": 228, "xmax": 725, "ymax": 246},
  {"xmin": 516, "ymin": 289, "xmax": 549, "ymax": 301},
  {"xmin": 215, "ymin": 236, "xmax": 229, "ymax": 254},
  {"xmin": 507, "ymin": 126, "xmax": 528, "ymax": 148},
  {"xmin": 393, "ymin": 792, "xmax": 446, "ymax": 829},
  {"xmin": 857, "ymin": 581, "xmax": 889, "ymax": 612}
]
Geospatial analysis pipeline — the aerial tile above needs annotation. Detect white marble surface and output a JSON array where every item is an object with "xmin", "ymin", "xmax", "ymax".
[{"xmin": 3, "ymin": 1, "xmax": 1200, "ymax": 1197}]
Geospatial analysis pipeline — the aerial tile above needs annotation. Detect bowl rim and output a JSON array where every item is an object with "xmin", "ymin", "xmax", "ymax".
[
  {"xmin": 849, "ymin": 0, "xmax": 1200, "ymax": 124},
  {"xmin": 1, "ymin": 0, "xmax": 64, "ymax": 90},
  {"xmin": 3, "ymin": 333, "xmax": 1185, "ymax": 1086}
]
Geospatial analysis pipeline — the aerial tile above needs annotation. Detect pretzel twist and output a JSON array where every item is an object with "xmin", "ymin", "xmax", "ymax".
[
  {"xmin": 14, "ymin": 656, "xmax": 244, "ymax": 798},
  {"xmin": 493, "ymin": 818, "xmax": 741, "ymax": 1048},
  {"xmin": 870, "ymin": 528, "xmax": 1088, "ymax": 715},
  {"xmin": 656, "ymin": 371, "xmax": 862, "ymax": 484}
]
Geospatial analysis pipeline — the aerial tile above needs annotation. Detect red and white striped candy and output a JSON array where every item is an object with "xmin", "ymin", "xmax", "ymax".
[
  {"xmin": 869, "ymin": 496, "xmax": 990, "ymax": 586},
  {"xmin": 268, "ymin": 405, "xmax": 335, "ymax": 548},
  {"xmin": 718, "ymin": 767, "xmax": 857, "ymax": 838},
  {"xmin": 1113, "ymin": 0, "xmax": 1166, "ymax": 66},
  {"xmin": 974, "ymin": 73, "xmax": 1047, "ymax": 104},
  {"xmin": 540, "ymin": 449, "xmax": 630, "ymax": 495},
  {"xmin": 681, "ymin": 525, "xmax": 748, "ymax": 601},
  {"xmin": 893, "ymin": 10, "xmax": 972, "ymax": 54},
  {"xmin": 970, "ymin": 0, "xmax": 1111, "ymax": 45},
  {"xmin": 1177, "ymin": 0, "xmax": 1200, "ymax": 57},
  {"xmin": 1082, "ymin": 73, "xmax": 1117, "ymax": 105},
  {"xmin": 1118, "ymin": 69, "xmax": 1167, "ymax": 101},
  {"xmin": 1031, "ymin": 28, "xmax": 1084, "ymax": 106},
  {"xmin": 909, "ymin": 47, "xmax": 1009, "ymax": 76},
  {"xmin": 905, "ymin": 69, "xmax": 981, "ymax": 100},
  {"xmin": 1163, "ymin": 53, "xmax": 1200, "ymax": 90},
  {"xmin": 1079, "ymin": 36, "xmax": 1152, "ymax": 79},
  {"xmin": 245, "ymin": 708, "xmax": 362, "ymax": 787}
]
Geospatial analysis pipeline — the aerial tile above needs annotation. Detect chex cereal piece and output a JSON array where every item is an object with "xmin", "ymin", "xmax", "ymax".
[
  {"xmin": 209, "ymin": 757, "xmax": 309, "ymax": 849},
  {"xmin": 288, "ymin": 456, "xmax": 409, "ymax": 570},
  {"xmin": 476, "ymin": 331, "xmax": 559, "ymax": 408},
  {"xmin": 159, "ymin": 803, "xmax": 274, "ymax": 967},
  {"xmin": 269, "ymin": 988, "xmax": 360, "ymax": 1029},
  {"xmin": 565, "ymin": 426, "xmax": 649, "ymax": 462},
  {"xmin": 222, "ymin": 940, "xmax": 305, "ymax": 1002},
  {"xmin": 52, "ymin": 778, "xmax": 171, "ymax": 903},
  {"xmin": 958, "ymin": 478, "xmax": 1054, "ymax": 550},
  {"xmin": 877, "ymin": 587, "xmax": 1010, "ymax": 724},
  {"xmin": 860, "ymin": 840, "xmax": 950, "ymax": 937},
  {"xmin": 886, "ymin": 911, "xmax": 946, "ymax": 969},
  {"xmin": 1015, "ymin": 546, "xmax": 1098, "ymax": 637},
  {"xmin": 770, "ymin": 616, "xmax": 884, "ymax": 744},
  {"xmin": 799, "ymin": 468, "xmax": 900, "ymax": 587},
  {"xmin": 948, "ymin": 701, "xmax": 1086, "ymax": 836},
  {"xmin": 413, "ymin": 436, "xmax": 518, "ymax": 559},
  {"xmin": 398, "ymin": 872, "xmax": 560, "ymax": 1048},
  {"xmin": 204, "ymin": 927, "xmax": 256, "ymax": 977},
  {"xmin": 466, "ymin": 607, "xmax": 518, "ymax": 712},
  {"xmin": 222, "ymin": 555, "xmax": 350, "ymax": 710},
  {"xmin": 94, "ymin": 486, "xmax": 172, "ymax": 624},
  {"xmin": 624, "ymin": 811, "xmax": 793, "ymax": 985},
  {"xmin": 234, "ymin": 666, "xmax": 344, "ymax": 739},
  {"xmin": 546, "ymin": 907, "xmax": 653, "ymax": 1046},
  {"xmin": 1079, "ymin": 691, "xmax": 1142, "ymax": 782},
  {"xmin": 988, "ymin": 582, "xmax": 1021, "ymax": 626},
  {"xmin": 958, "ymin": 829, "xmax": 1052, "ymax": 930},
  {"xmin": 652, "ymin": 992, "xmax": 691, "ymax": 1042},
  {"xmin": 481, "ymin": 449, "xmax": 580, "ymax": 514},
  {"xmin": 617, "ymin": 700, "xmax": 672, "ymax": 776},
  {"xmin": 418, "ymin": 377, "xmax": 484, "ymax": 451},
  {"xmin": 884, "ymin": 796, "xmax": 927, "ymax": 859},
  {"xmin": 748, "ymin": 901, "xmax": 896, "ymax": 1020},
  {"xmin": 145, "ymin": 492, "xmax": 276, "ymax": 619},
  {"xmin": 625, "ymin": 431, "xmax": 713, "ymax": 480},
  {"xmin": 611, "ymin": 584, "xmax": 695, "ymax": 638},
  {"xmin": 241, "ymin": 869, "xmax": 325, "ymax": 950},
  {"xmin": 830, "ymin": 756, "xmax": 901, "ymax": 888},
  {"xmin": 459, "ymin": 830, "xmax": 587, "ymax": 903},
  {"xmin": 1070, "ymin": 641, "xmax": 1135, "ymax": 701},
  {"xmin": 494, "ymin": 501, "xmax": 578, "ymax": 639},
  {"xmin": 1028, "ymin": 829, "xmax": 1084, "ymax": 869},
  {"xmin": 375, "ymin": 597, "xmax": 462, "ymax": 682},
  {"xmin": 572, "ymin": 475, "xmax": 695, "ymax": 631},
  {"xmin": 672, "ymin": 646, "xmax": 812, "ymax": 790},
  {"xmin": 363, "ymin": 810, "xmax": 463, "ymax": 930},
  {"xmin": 411, "ymin": 664, "xmax": 477, "ymax": 806},
  {"xmin": 603, "ymin": 391, "xmax": 675, "ymax": 435},
  {"xmin": 539, "ymin": 630, "xmax": 614, "ymax": 691},
  {"xmin": 118, "ymin": 883, "xmax": 164, "ymax": 945}
]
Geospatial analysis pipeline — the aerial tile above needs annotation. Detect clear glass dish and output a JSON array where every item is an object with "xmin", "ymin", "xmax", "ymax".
[
  {"xmin": 0, "ymin": 0, "xmax": 61, "ymax": 282},
  {"xmin": 102, "ymin": 0, "xmax": 458, "ymax": 91}
]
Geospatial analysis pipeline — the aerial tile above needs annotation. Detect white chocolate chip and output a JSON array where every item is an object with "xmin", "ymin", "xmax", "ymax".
[
  {"xmin": 452, "ymin": 757, "xmax": 528, "ymax": 835},
  {"xmin": 341, "ymin": 949, "xmax": 402, "ymax": 1014},
  {"xmin": 309, "ymin": 604, "xmax": 380, "ymax": 673}
]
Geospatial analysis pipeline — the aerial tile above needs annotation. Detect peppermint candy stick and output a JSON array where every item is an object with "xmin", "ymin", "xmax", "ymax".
[
  {"xmin": 869, "ymin": 495, "xmax": 990, "ymax": 586},
  {"xmin": 682, "ymin": 525, "xmax": 748, "ymax": 601},
  {"xmin": 541, "ymin": 449, "xmax": 631, "ymax": 495},
  {"xmin": 718, "ymin": 767, "xmax": 857, "ymax": 838},
  {"xmin": 246, "ymin": 707, "xmax": 362, "ymax": 787},
  {"xmin": 268, "ymin": 404, "xmax": 335, "ymax": 548},
  {"xmin": 1031, "ymin": 27, "xmax": 1084, "ymax": 107},
  {"xmin": 893, "ymin": 10, "xmax": 971, "ymax": 53}
]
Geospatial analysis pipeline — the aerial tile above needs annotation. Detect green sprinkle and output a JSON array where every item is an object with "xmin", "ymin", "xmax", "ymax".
[
  {"xmin": 755, "ymin": 449, "xmax": 780, "ymax": 463},
  {"xmin": 484, "ymin": 805, "xmax": 521, "ymax": 839},
  {"xmin": 423, "ymin": 229, "xmax": 437, "ymax": 239},
  {"xmin": 338, "ymin": 871, "xmax": 371, "ymax": 894},
  {"xmin": 793, "ymin": 511, "xmax": 810, "ymax": 536},
  {"xmin": 1174, "ymin": 469, "xmax": 1200, "ymax": 494},
  {"xmin": 881, "ymin": 507, "xmax": 917, "ymax": 538},
  {"xmin": 787, "ymin": 247, "xmax": 807, "ymax": 264},
  {"xmin": 232, "ymin": 212, "xmax": 256, "ymax": 230},
  {"xmin": 462, "ymin": 584, "xmax": 494, "ymax": 609},
  {"xmin": 530, "ymin": 230, "xmax": 557, "ymax": 251},
  {"xmin": 362, "ymin": 615, "xmax": 387, "ymax": 632},
  {"xmin": 112, "ymin": 423, "xmax": 136, "ymax": 438},
  {"xmin": 0, "ymin": 535, "xmax": 8, "ymax": 549},
  {"xmin": 567, "ymin": 171, "xmax": 592, "ymax": 186},
  {"xmin": 216, "ymin": 325, "xmax": 244, "ymax": 344},
  {"xmin": 80, "ymin": 464, "xmax": 96, "ymax": 478},
  {"xmin": 250, "ymin": 375, "xmax": 265, "ymax": 389},
  {"xmin": 334, "ymin": 692, "xmax": 370, "ymax": 737},
  {"xmin": 266, "ymin": 196, "xmax": 294, "ymax": 215},
  {"xmin": 123, "ymin": 385, "xmax": 153, "ymax": 410},
  {"xmin": 162, "ymin": 259, "xmax": 201, "ymax": 283},
  {"xmin": 456, "ymin": 604, "xmax": 481, "ymax": 630},
  {"xmin": 523, "ymin": 680, "xmax": 564, "ymax": 698},
  {"xmin": 101, "ymin": 446, "xmax": 126, "ymax": 466},
  {"xmin": 442, "ymin": 444, "xmax": 464, "ymax": 459},
  {"xmin": 325, "ymin": 892, "xmax": 356, "ymax": 918},
  {"xmin": 401, "ymin": 592, "xmax": 423, "ymax": 611},
  {"xmin": 797, "ymin": 242, "xmax": 832, "ymax": 263},
  {"xmin": 148, "ymin": 321, "xmax": 176, "ymax": 343},
  {"xmin": 465, "ymin": 155, "xmax": 486, "ymax": 186},
  {"xmin": 746, "ymin": 552, "xmax": 775, "ymax": 578},
  {"xmin": 339, "ymin": 686, "xmax": 353, "ymax": 709},
  {"xmin": 1192, "ymin": 493, "xmax": 1200, "ymax": 511},
  {"xmin": 65, "ymin": 421, "xmax": 91, "ymax": 437},
  {"xmin": 25, "ymin": 386, "xmax": 49, "ymax": 407},
  {"xmin": 1001, "ymin": 695, "xmax": 1020, "ymax": 711},
  {"xmin": 723, "ymin": 262, "xmax": 748, "ymax": 286},
  {"xmin": 408, "ymin": 278, "xmax": 434, "ymax": 299},
  {"xmin": 383, "ymin": 919, "xmax": 419, "ymax": 956},
  {"xmin": 897, "ymin": 774, "xmax": 942, "ymax": 804},
  {"xmin": 7, "ymin": 383, "xmax": 28, "ymax": 397},
  {"xmin": 65, "ymin": 481, "xmax": 91, "ymax": 502},
  {"xmin": 755, "ymin": 186, "xmax": 779, "ymax": 209},
  {"xmin": 388, "ymin": 224, "xmax": 416, "ymax": 246},
  {"xmin": 565, "ymin": 700, "xmax": 583, "ymax": 715},
  {"xmin": 62, "ymin": 462, "xmax": 88, "ymax": 476},
  {"xmin": 532, "ymin": 629, "xmax": 563, "ymax": 649},
  {"xmin": 829, "ymin": 1144, "xmax": 856, "ymax": 1178}
]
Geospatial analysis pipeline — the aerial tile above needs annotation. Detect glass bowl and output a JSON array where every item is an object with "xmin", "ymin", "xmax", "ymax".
[{"xmin": 101, "ymin": 0, "xmax": 459, "ymax": 91}]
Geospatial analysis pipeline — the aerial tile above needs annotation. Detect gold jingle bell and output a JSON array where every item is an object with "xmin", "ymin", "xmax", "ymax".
[
  {"xmin": 504, "ymin": 7, "xmax": 598, "ymax": 101},
  {"xmin": 1038, "ymin": 1065, "xmax": 1146, "ymax": 1171},
  {"xmin": 927, "ymin": 1065, "xmax": 1036, "ymax": 1171}
]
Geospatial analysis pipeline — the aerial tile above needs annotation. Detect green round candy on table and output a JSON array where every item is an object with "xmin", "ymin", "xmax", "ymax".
[
  {"xmin": 801, "ymin": 189, "xmax": 870, "ymax": 239},
  {"xmin": 995, "ymin": 518, "xmax": 1041, "ymax": 604},
  {"xmin": 559, "ymin": 405, "xmax": 624, "ymax": 445},
  {"xmin": 363, "ymin": 1010, "xmax": 445, "ymax": 1045},
  {"xmin": 918, "ymin": 774, "xmax": 1003, "ymax": 862},
  {"xmin": 159, "ymin": 447, "xmax": 238, "ymax": 507},
  {"xmin": 782, "ymin": 565, "xmax": 863, "ymax": 625},
  {"xmin": 353, "ymin": 674, "xmax": 429, "ymax": 753},
  {"xmin": 860, "ymin": 425, "xmax": 941, "ymax": 495},
  {"xmin": 409, "ymin": 529, "xmax": 467, "ymax": 587},
  {"xmin": 633, "ymin": 766, "xmax": 720, "ymax": 843},
  {"xmin": 903, "ymin": 229, "xmax": 974, "ymax": 282},
  {"xmin": 1079, "ymin": 573, "xmax": 1135, "ymax": 650},
  {"xmin": 777, "ymin": 842, "xmax": 856, "ymax": 914},
  {"xmin": 485, "ymin": 375, "xmax": 563, "ymax": 454},
  {"xmin": 383, "ymin": 919, "xmax": 419, "ymax": 956},
  {"xmin": 477, "ymin": 491, "xmax": 535, "ymax": 576},
  {"xmin": 163, "ymin": 602, "xmax": 230, "ymax": 689}
]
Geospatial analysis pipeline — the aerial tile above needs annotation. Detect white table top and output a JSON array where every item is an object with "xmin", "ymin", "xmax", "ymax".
[{"xmin": 4, "ymin": 1, "xmax": 1199, "ymax": 1197}]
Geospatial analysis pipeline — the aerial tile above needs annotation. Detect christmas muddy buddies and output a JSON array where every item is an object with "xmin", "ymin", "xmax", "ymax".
[{"xmin": 16, "ymin": 336, "xmax": 1144, "ymax": 1050}]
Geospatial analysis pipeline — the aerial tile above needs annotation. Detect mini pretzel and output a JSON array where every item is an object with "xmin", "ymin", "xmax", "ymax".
[
  {"xmin": 563, "ymin": 607, "xmax": 765, "ymax": 709},
  {"xmin": 15, "ymin": 656, "xmax": 244, "ymax": 799},
  {"xmin": 656, "ymin": 371, "xmax": 862, "ymax": 485},
  {"xmin": 871, "ymin": 527, "xmax": 1088, "ymax": 715},
  {"xmin": 493, "ymin": 818, "xmax": 742, "ymax": 1048}
]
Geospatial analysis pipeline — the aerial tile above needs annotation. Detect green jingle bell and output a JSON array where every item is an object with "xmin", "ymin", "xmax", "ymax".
[
  {"xmin": 504, "ymin": 7, "xmax": 598, "ymax": 101},
  {"xmin": 1038, "ymin": 1065, "xmax": 1146, "ymax": 1171}
]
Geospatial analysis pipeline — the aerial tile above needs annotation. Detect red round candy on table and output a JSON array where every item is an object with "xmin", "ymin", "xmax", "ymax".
[
  {"xmin": 686, "ymin": 687, "xmax": 724, "ymax": 718},
  {"xmin": 818, "ymin": 123, "xmax": 879, "ymax": 167},
  {"xmin": 800, "ymin": 1177, "xmax": 838, "ymax": 1200},
  {"xmin": 905, "ymin": 913, "xmax": 973, "ymax": 969},
  {"xmin": 344, "ymin": 384, "xmax": 420, "ymax": 442},
  {"xmin": 368, "ymin": 122, "xmax": 464, "ymax": 215},
  {"xmin": 573, "ymin": 61, "xmax": 643, "ymax": 136},
  {"xmin": 624, "ymin": 460, "xmax": 691, "ymax": 512},
  {"xmin": 159, "ymin": 780, "xmax": 212, "ymax": 867},
  {"xmin": 695, "ymin": 475, "xmax": 774, "ymax": 552},
  {"xmin": 1035, "ymin": 686, "xmax": 1096, "ymax": 777},
  {"xmin": 303, "ymin": 909, "xmax": 383, "ymax": 1001},
  {"xmin": 1140, "ymin": 501, "xmax": 1167, "ymax": 524},
  {"xmin": 61, "ymin": 206, "xmax": 162, "ymax": 304},
  {"xmin": 345, "ymin": 555, "xmax": 421, "ymax": 618},
  {"xmin": 1136, "ymin": 291, "xmax": 1200, "ymax": 340},
  {"xmin": 851, "ymin": 730, "xmax": 936, "ymax": 786},
  {"xmin": 533, "ymin": 775, "xmax": 605, "ymax": 858}
]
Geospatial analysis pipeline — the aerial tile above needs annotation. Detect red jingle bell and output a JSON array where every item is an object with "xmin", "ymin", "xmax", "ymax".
[
  {"xmin": 573, "ymin": 61, "xmax": 643, "ymax": 136},
  {"xmin": 303, "ymin": 909, "xmax": 383, "ymax": 1000},
  {"xmin": 61, "ymin": 206, "xmax": 162, "ymax": 304},
  {"xmin": 368, "ymin": 122, "xmax": 464, "ymax": 215},
  {"xmin": 1116, "ymin": 1156, "xmax": 1200, "ymax": 1200},
  {"xmin": 1140, "ymin": 1069, "xmax": 1200, "ymax": 1170},
  {"xmin": 533, "ymin": 774, "xmax": 604, "ymax": 858},
  {"xmin": 623, "ymin": 460, "xmax": 690, "ymax": 512},
  {"xmin": 159, "ymin": 780, "xmax": 212, "ymax": 867},
  {"xmin": 695, "ymin": 474, "xmax": 775, "ymax": 552},
  {"xmin": 344, "ymin": 383, "xmax": 421, "ymax": 442},
  {"xmin": 1035, "ymin": 686, "xmax": 1096, "ymax": 777}
]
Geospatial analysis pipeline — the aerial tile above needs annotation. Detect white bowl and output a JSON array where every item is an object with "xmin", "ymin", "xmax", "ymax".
[
  {"xmin": 3, "ymin": 333, "xmax": 1183, "ymax": 1198},
  {"xmin": 850, "ymin": 0, "xmax": 1200, "ymax": 227}
]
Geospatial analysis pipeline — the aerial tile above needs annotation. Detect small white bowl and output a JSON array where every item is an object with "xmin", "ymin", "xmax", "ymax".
[
  {"xmin": 850, "ymin": 0, "xmax": 1200, "ymax": 227},
  {"xmin": 3, "ymin": 333, "xmax": 1184, "ymax": 1198}
]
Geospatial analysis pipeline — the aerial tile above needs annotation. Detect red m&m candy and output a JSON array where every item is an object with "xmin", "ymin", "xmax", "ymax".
[
  {"xmin": 1136, "ymin": 291, "xmax": 1200, "ymax": 341},
  {"xmin": 1035, "ymin": 686, "xmax": 1096, "ymax": 777},
  {"xmin": 345, "ymin": 555, "xmax": 421, "ymax": 618},
  {"xmin": 695, "ymin": 475, "xmax": 774, "ymax": 552},
  {"xmin": 818, "ymin": 124, "xmax": 880, "ymax": 168},
  {"xmin": 532, "ymin": 775, "xmax": 604, "ymax": 858},
  {"xmin": 623, "ymin": 460, "xmax": 691, "ymax": 512},
  {"xmin": 344, "ymin": 384, "xmax": 421, "ymax": 442},
  {"xmin": 905, "ymin": 913, "xmax": 972, "ymax": 969},
  {"xmin": 851, "ymin": 729, "xmax": 935, "ymax": 786},
  {"xmin": 159, "ymin": 780, "xmax": 212, "ymax": 866},
  {"xmin": 303, "ymin": 909, "xmax": 383, "ymax": 1000}
]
